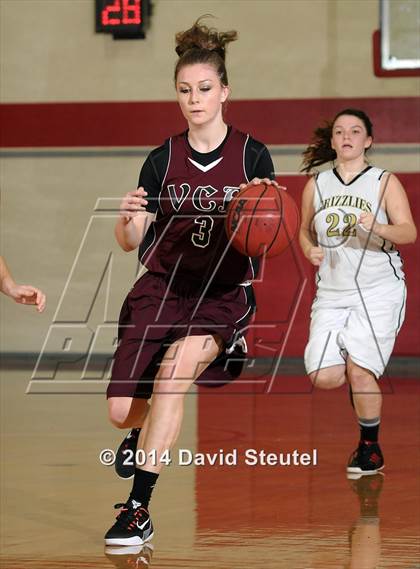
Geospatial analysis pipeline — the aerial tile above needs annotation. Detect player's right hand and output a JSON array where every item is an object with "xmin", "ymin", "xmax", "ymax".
[
  {"xmin": 239, "ymin": 178, "xmax": 286, "ymax": 191},
  {"xmin": 307, "ymin": 246, "xmax": 324, "ymax": 266},
  {"xmin": 119, "ymin": 187, "xmax": 148, "ymax": 222}
]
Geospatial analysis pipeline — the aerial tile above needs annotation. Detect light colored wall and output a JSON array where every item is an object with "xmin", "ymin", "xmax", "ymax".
[
  {"xmin": 1, "ymin": 0, "xmax": 419, "ymax": 103},
  {"xmin": 1, "ymin": 0, "xmax": 419, "ymax": 354},
  {"xmin": 1, "ymin": 155, "xmax": 142, "ymax": 352}
]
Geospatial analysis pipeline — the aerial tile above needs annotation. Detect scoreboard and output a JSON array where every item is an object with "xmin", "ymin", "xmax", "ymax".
[{"xmin": 95, "ymin": 0, "xmax": 151, "ymax": 39}]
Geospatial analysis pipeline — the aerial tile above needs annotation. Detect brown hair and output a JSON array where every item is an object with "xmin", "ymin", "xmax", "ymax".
[
  {"xmin": 174, "ymin": 17, "xmax": 238, "ymax": 86},
  {"xmin": 301, "ymin": 108, "xmax": 374, "ymax": 173}
]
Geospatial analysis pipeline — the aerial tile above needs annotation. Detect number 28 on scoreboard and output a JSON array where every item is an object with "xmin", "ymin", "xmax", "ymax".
[{"xmin": 95, "ymin": 0, "xmax": 151, "ymax": 39}]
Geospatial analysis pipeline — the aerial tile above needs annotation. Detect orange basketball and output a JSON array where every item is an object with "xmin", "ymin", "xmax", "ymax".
[{"xmin": 225, "ymin": 183, "xmax": 300, "ymax": 258}]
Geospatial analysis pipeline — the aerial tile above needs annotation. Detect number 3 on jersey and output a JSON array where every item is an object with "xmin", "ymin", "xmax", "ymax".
[{"xmin": 191, "ymin": 216, "xmax": 214, "ymax": 248}]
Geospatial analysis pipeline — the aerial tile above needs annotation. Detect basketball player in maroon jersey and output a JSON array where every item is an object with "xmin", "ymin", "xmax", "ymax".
[{"xmin": 104, "ymin": 18, "xmax": 277, "ymax": 546}]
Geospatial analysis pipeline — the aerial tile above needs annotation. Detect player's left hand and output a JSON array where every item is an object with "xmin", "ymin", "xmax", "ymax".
[
  {"xmin": 9, "ymin": 284, "xmax": 46, "ymax": 312},
  {"xmin": 239, "ymin": 178, "xmax": 286, "ymax": 191},
  {"xmin": 358, "ymin": 212, "xmax": 381, "ymax": 234}
]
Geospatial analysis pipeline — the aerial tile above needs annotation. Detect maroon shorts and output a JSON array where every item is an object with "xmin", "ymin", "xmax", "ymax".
[{"xmin": 107, "ymin": 272, "xmax": 255, "ymax": 399}]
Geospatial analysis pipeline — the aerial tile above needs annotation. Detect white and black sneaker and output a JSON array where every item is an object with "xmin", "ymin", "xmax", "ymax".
[
  {"xmin": 115, "ymin": 429, "xmax": 140, "ymax": 479},
  {"xmin": 104, "ymin": 498, "xmax": 154, "ymax": 546}
]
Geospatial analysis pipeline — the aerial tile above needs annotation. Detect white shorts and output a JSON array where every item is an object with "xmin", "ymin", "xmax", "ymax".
[{"xmin": 304, "ymin": 281, "xmax": 406, "ymax": 379}]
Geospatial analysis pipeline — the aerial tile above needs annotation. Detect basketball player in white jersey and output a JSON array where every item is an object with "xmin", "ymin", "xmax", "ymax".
[{"xmin": 299, "ymin": 109, "xmax": 417, "ymax": 476}]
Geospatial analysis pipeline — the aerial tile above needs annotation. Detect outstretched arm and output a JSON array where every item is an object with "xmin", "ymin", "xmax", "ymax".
[{"xmin": 0, "ymin": 256, "xmax": 46, "ymax": 312}]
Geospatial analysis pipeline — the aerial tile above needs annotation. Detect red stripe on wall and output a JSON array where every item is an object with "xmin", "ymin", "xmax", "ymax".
[{"xmin": 1, "ymin": 98, "xmax": 419, "ymax": 147}]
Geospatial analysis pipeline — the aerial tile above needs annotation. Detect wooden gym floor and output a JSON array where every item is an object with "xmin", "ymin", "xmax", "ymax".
[{"xmin": 0, "ymin": 368, "xmax": 419, "ymax": 568}]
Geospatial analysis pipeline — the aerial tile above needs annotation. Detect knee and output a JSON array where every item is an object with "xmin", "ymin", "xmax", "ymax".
[
  {"xmin": 309, "ymin": 369, "xmax": 346, "ymax": 390},
  {"xmin": 348, "ymin": 368, "xmax": 375, "ymax": 392},
  {"xmin": 108, "ymin": 400, "xmax": 131, "ymax": 429}
]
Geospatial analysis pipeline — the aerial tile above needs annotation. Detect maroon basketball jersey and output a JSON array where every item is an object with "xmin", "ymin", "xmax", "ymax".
[{"xmin": 140, "ymin": 128, "xmax": 255, "ymax": 286}]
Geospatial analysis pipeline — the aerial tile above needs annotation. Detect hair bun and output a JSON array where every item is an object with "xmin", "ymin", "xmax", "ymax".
[{"xmin": 175, "ymin": 16, "xmax": 237, "ymax": 61}]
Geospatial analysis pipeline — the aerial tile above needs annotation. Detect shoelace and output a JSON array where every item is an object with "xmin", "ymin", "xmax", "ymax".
[
  {"xmin": 349, "ymin": 441, "xmax": 380, "ymax": 463},
  {"xmin": 113, "ymin": 502, "xmax": 149, "ymax": 529}
]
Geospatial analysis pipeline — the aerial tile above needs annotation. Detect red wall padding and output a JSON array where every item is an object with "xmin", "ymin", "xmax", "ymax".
[
  {"xmin": 394, "ymin": 174, "xmax": 420, "ymax": 356},
  {"xmin": 248, "ymin": 174, "xmax": 420, "ymax": 357}
]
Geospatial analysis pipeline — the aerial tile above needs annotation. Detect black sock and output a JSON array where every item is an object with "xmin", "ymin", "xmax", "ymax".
[
  {"xmin": 359, "ymin": 418, "xmax": 380, "ymax": 443},
  {"xmin": 130, "ymin": 468, "xmax": 159, "ymax": 508}
]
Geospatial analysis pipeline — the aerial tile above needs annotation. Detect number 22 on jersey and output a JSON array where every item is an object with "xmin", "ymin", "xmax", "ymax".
[{"xmin": 326, "ymin": 212, "xmax": 357, "ymax": 237}]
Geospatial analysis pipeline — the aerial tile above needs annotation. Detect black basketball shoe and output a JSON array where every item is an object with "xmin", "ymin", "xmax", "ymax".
[
  {"xmin": 347, "ymin": 440, "xmax": 384, "ymax": 476},
  {"xmin": 104, "ymin": 543, "xmax": 154, "ymax": 567},
  {"xmin": 104, "ymin": 498, "xmax": 154, "ymax": 546},
  {"xmin": 115, "ymin": 428, "xmax": 140, "ymax": 479},
  {"xmin": 196, "ymin": 334, "xmax": 248, "ymax": 388}
]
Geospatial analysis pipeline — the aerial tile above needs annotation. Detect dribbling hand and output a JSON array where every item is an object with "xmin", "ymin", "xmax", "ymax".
[
  {"xmin": 119, "ymin": 187, "xmax": 148, "ymax": 223},
  {"xmin": 239, "ymin": 178, "xmax": 286, "ymax": 191}
]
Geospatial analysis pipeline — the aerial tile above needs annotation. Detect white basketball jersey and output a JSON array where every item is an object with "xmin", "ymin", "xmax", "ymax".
[{"xmin": 313, "ymin": 166, "xmax": 404, "ymax": 292}]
